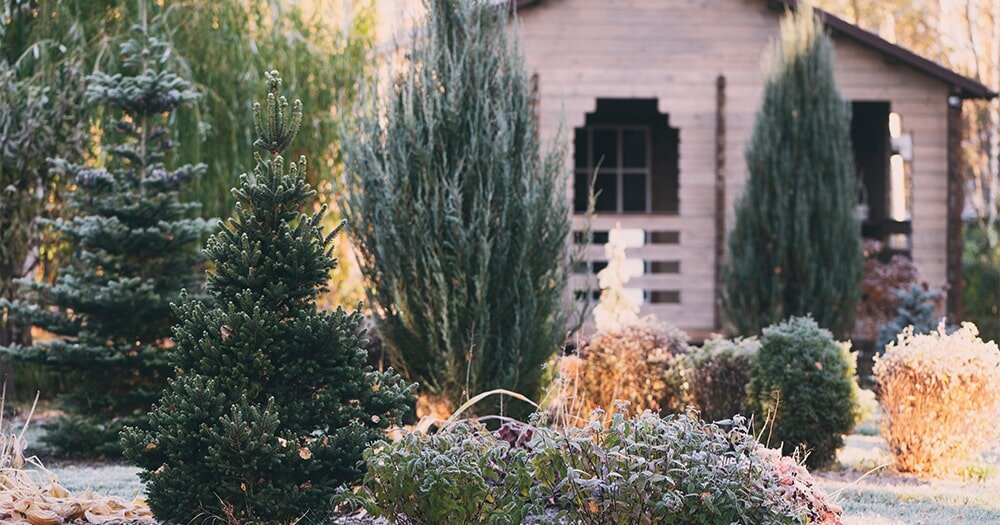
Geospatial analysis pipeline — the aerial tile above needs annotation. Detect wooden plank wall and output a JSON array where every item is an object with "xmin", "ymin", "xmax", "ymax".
[{"xmin": 517, "ymin": 0, "xmax": 951, "ymax": 335}]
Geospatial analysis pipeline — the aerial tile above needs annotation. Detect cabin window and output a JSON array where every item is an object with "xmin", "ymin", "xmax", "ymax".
[{"xmin": 573, "ymin": 99, "xmax": 679, "ymax": 214}]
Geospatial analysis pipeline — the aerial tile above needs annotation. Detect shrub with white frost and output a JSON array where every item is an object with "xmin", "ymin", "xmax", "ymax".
[{"xmin": 874, "ymin": 322, "xmax": 1000, "ymax": 475}]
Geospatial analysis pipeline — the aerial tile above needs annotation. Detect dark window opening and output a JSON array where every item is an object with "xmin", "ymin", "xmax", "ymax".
[
  {"xmin": 647, "ymin": 290, "xmax": 681, "ymax": 304},
  {"xmin": 647, "ymin": 261, "xmax": 680, "ymax": 274},
  {"xmin": 851, "ymin": 101, "xmax": 911, "ymax": 256},
  {"xmin": 573, "ymin": 99, "xmax": 679, "ymax": 214},
  {"xmin": 646, "ymin": 230, "xmax": 680, "ymax": 244},
  {"xmin": 573, "ymin": 230, "xmax": 611, "ymax": 245}
]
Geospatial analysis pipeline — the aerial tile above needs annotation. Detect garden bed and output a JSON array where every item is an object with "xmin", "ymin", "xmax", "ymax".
[{"xmin": 30, "ymin": 428, "xmax": 1000, "ymax": 524}]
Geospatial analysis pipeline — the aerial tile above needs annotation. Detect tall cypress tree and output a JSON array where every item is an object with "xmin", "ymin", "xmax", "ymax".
[
  {"xmin": 0, "ymin": 8, "xmax": 215, "ymax": 455},
  {"xmin": 121, "ymin": 72, "xmax": 413, "ymax": 523},
  {"xmin": 342, "ymin": 0, "xmax": 570, "ymax": 416},
  {"xmin": 723, "ymin": 3, "xmax": 862, "ymax": 337}
]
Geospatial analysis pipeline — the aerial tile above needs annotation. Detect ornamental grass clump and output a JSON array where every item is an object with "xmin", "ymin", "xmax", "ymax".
[
  {"xmin": 747, "ymin": 316, "xmax": 861, "ymax": 469},
  {"xmin": 669, "ymin": 335, "xmax": 759, "ymax": 421},
  {"xmin": 874, "ymin": 322, "xmax": 1000, "ymax": 476}
]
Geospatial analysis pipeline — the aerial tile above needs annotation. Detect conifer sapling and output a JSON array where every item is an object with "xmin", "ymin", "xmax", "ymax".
[{"xmin": 121, "ymin": 72, "xmax": 413, "ymax": 524}]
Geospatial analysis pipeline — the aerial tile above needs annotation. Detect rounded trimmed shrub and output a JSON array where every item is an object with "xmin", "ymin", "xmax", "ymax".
[
  {"xmin": 669, "ymin": 335, "xmax": 758, "ymax": 422},
  {"xmin": 747, "ymin": 316, "xmax": 860, "ymax": 469},
  {"xmin": 874, "ymin": 322, "xmax": 1000, "ymax": 476}
]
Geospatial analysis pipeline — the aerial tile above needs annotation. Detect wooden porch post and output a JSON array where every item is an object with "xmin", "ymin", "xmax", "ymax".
[
  {"xmin": 946, "ymin": 94, "xmax": 964, "ymax": 321},
  {"xmin": 714, "ymin": 75, "xmax": 727, "ymax": 330}
]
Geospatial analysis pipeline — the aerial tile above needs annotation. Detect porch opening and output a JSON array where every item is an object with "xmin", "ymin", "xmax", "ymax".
[{"xmin": 851, "ymin": 101, "xmax": 912, "ymax": 255}]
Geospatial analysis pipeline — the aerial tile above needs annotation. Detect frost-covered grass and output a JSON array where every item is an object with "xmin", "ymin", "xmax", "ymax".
[
  {"xmin": 819, "ymin": 473, "xmax": 1000, "ymax": 525},
  {"xmin": 815, "ymin": 408, "xmax": 1000, "ymax": 525},
  {"xmin": 46, "ymin": 464, "xmax": 145, "ymax": 500},
  {"xmin": 15, "ymin": 408, "xmax": 145, "ymax": 501}
]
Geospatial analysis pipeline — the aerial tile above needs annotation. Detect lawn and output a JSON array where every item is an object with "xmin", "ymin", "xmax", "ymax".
[{"xmin": 816, "ymin": 434, "xmax": 1000, "ymax": 525}]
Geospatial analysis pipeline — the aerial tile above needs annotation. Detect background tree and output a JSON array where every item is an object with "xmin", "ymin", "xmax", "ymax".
[
  {"xmin": 3, "ymin": 0, "xmax": 372, "ymax": 301},
  {"xmin": 121, "ymin": 72, "xmax": 412, "ymax": 523},
  {"xmin": 0, "ymin": 0, "xmax": 90, "ymax": 396},
  {"xmin": 723, "ymin": 2, "xmax": 862, "ymax": 337},
  {"xmin": 0, "ymin": 6, "xmax": 216, "ymax": 456}
]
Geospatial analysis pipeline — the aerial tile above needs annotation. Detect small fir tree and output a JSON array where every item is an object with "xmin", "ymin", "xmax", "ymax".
[
  {"xmin": 121, "ymin": 72, "xmax": 413, "ymax": 523},
  {"xmin": 0, "ymin": 12, "xmax": 214, "ymax": 455},
  {"xmin": 342, "ymin": 0, "xmax": 570, "ymax": 416},
  {"xmin": 723, "ymin": 2, "xmax": 862, "ymax": 337}
]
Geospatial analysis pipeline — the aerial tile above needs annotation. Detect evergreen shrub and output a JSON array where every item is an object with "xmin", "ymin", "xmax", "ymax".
[
  {"xmin": 722, "ymin": 2, "xmax": 862, "ymax": 337},
  {"xmin": 0, "ymin": 19, "xmax": 214, "ymax": 456},
  {"xmin": 962, "ymin": 224, "xmax": 1000, "ymax": 343},
  {"xmin": 669, "ymin": 335, "xmax": 758, "ymax": 421},
  {"xmin": 747, "ymin": 316, "xmax": 860, "ymax": 469},
  {"xmin": 874, "ymin": 322, "xmax": 1000, "ymax": 475},
  {"xmin": 121, "ymin": 72, "xmax": 413, "ymax": 523},
  {"xmin": 855, "ymin": 240, "xmax": 920, "ymax": 341},
  {"xmin": 342, "ymin": 0, "xmax": 570, "ymax": 416},
  {"xmin": 962, "ymin": 262, "xmax": 999, "ymax": 343},
  {"xmin": 875, "ymin": 285, "xmax": 945, "ymax": 351}
]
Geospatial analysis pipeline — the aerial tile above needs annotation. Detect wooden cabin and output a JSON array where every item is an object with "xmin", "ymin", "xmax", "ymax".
[
  {"xmin": 511, "ymin": 0, "xmax": 996, "ymax": 336},
  {"xmin": 375, "ymin": 0, "xmax": 996, "ymax": 336}
]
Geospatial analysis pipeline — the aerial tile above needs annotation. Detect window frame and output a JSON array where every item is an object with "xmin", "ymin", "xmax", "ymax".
[{"xmin": 575, "ymin": 124, "xmax": 653, "ymax": 214}]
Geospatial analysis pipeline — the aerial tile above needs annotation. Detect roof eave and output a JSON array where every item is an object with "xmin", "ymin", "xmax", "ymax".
[
  {"xmin": 771, "ymin": 0, "xmax": 996, "ymax": 99},
  {"xmin": 513, "ymin": 0, "xmax": 997, "ymax": 100}
]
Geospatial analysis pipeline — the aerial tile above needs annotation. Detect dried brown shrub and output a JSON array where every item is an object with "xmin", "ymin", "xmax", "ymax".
[
  {"xmin": 558, "ymin": 317, "xmax": 689, "ymax": 422},
  {"xmin": 874, "ymin": 322, "xmax": 1000, "ymax": 476}
]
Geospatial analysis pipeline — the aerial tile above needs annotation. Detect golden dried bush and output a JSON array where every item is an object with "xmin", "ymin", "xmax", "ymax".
[
  {"xmin": 556, "ymin": 317, "xmax": 689, "ymax": 423},
  {"xmin": 874, "ymin": 322, "xmax": 1000, "ymax": 476}
]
